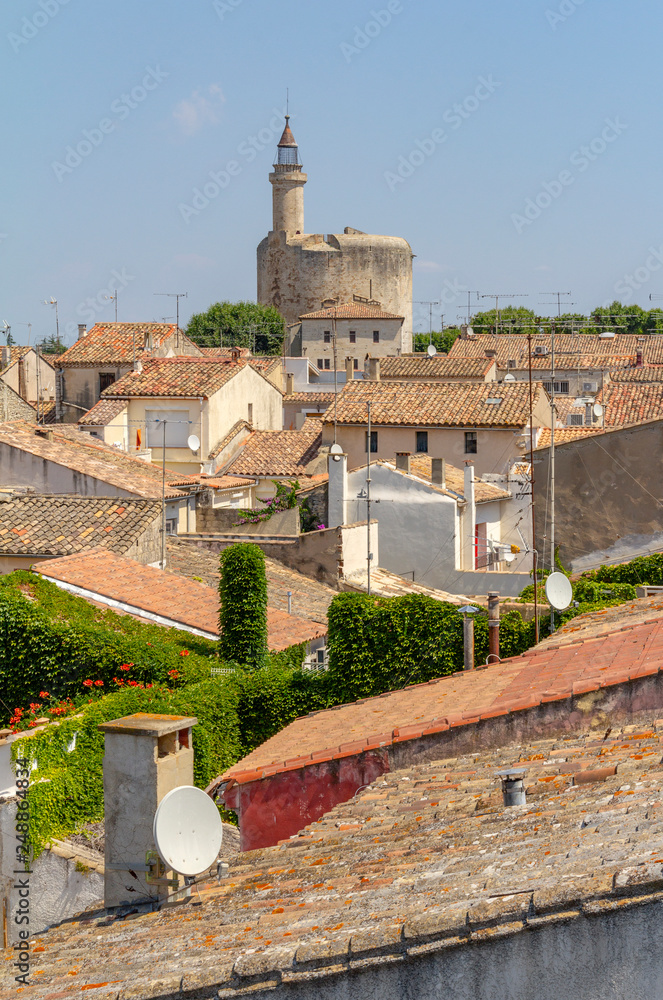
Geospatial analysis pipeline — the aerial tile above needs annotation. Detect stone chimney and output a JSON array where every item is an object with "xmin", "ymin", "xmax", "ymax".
[
  {"xmin": 395, "ymin": 452, "xmax": 411, "ymax": 474},
  {"xmin": 98, "ymin": 713, "xmax": 197, "ymax": 910},
  {"xmin": 327, "ymin": 451, "xmax": 347, "ymax": 527},
  {"xmin": 18, "ymin": 357, "xmax": 27, "ymax": 401},
  {"xmin": 286, "ymin": 372, "xmax": 294, "ymax": 394},
  {"xmin": 431, "ymin": 458, "xmax": 446, "ymax": 488},
  {"xmin": 366, "ymin": 357, "xmax": 380, "ymax": 381},
  {"xmin": 345, "ymin": 357, "xmax": 354, "ymax": 382},
  {"xmin": 77, "ymin": 324, "xmax": 87, "ymax": 340}
]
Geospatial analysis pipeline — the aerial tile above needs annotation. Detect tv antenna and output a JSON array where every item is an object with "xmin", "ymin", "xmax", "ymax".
[
  {"xmin": 481, "ymin": 293, "xmax": 528, "ymax": 334},
  {"xmin": 154, "ymin": 292, "xmax": 188, "ymax": 349},
  {"xmin": 153, "ymin": 785, "xmax": 223, "ymax": 877},
  {"xmin": 538, "ymin": 292, "xmax": 573, "ymax": 318},
  {"xmin": 463, "ymin": 291, "xmax": 481, "ymax": 326},
  {"xmin": 414, "ymin": 300, "xmax": 439, "ymax": 345}
]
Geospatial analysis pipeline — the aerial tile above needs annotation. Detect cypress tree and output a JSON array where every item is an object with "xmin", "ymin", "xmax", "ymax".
[{"xmin": 218, "ymin": 543, "xmax": 268, "ymax": 669}]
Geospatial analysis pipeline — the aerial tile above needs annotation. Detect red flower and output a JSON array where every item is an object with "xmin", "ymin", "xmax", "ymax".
[
  {"xmin": 168, "ymin": 669, "xmax": 179, "ymax": 679},
  {"xmin": 39, "ymin": 692, "xmax": 50, "ymax": 699},
  {"xmin": 94, "ymin": 680, "xmax": 104, "ymax": 687},
  {"xmin": 120, "ymin": 663, "xmax": 132, "ymax": 672},
  {"xmin": 146, "ymin": 684, "xmax": 153, "ymax": 689},
  {"xmin": 83, "ymin": 679, "xmax": 93, "ymax": 688},
  {"xmin": 179, "ymin": 650, "xmax": 190, "ymax": 657},
  {"xmin": 128, "ymin": 680, "xmax": 138, "ymax": 687}
]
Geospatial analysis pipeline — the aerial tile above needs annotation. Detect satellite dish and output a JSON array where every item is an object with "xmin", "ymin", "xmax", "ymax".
[
  {"xmin": 330, "ymin": 443, "xmax": 343, "ymax": 455},
  {"xmin": 466, "ymin": 326, "xmax": 474, "ymax": 336},
  {"xmin": 153, "ymin": 785, "xmax": 223, "ymax": 877},
  {"xmin": 545, "ymin": 572, "xmax": 572, "ymax": 611},
  {"xmin": 592, "ymin": 403, "xmax": 604, "ymax": 418},
  {"xmin": 503, "ymin": 373, "xmax": 516, "ymax": 382},
  {"xmin": 426, "ymin": 344, "xmax": 437, "ymax": 357},
  {"xmin": 504, "ymin": 551, "xmax": 516, "ymax": 564},
  {"xmin": 187, "ymin": 434, "xmax": 200, "ymax": 452}
]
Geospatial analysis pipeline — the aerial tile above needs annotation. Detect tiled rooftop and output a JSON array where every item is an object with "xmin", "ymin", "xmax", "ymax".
[
  {"xmin": 609, "ymin": 364, "xmax": 663, "ymax": 382},
  {"xmin": 166, "ymin": 537, "xmax": 339, "ymax": 623},
  {"xmin": 0, "ymin": 345, "xmax": 31, "ymax": 372},
  {"xmin": 78, "ymin": 397, "xmax": 127, "ymax": 426},
  {"xmin": 283, "ymin": 391, "xmax": 336, "ymax": 403},
  {"xmin": 56, "ymin": 323, "xmax": 188, "ymax": 367},
  {"xmin": 380, "ymin": 356, "xmax": 495, "ymax": 379},
  {"xmin": 0, "ymin": 496, "xmax": 161, "ymax": 557},
  {"xmin": 0, "ymin": 421, "xmax": 185, "ymax": 498},
  {"xmin": 167, "ymin": 473, "xmax": 255, "ymax": 490},
  {"xmin": 101, "ymin": 356, "xmax": 251, "ymax": 398},
  {"xmin": 300, "ymin": 301, "xmax": 403, "ymax": 321},
  {"xmin": 449, "ymin": 331, "xmax": 663, "ymax": 365},
  {"xmin": 325, "ymin": 379, "xmax": 545, "ymax": 428},
  {"xmin": 38, "ymin": 548, "xmax": 327, "ymax": 651},
  {"xmin": 596, "ymin": 381, "xmax": 663, "ymax": 425},
  {"xmin": 9, "ymin": 720, "xmax": 663, "ymax": 997},
  {"xmin": 225, "ymin": 424, "xmax": 323, "ymax": 477},
  {"xmin": 535, "ymin": 426, "xmax": 603, "ymax": 449},
  {"xmin": 222, "ymin": 596, "xmax": 663, "ymax": 783}
]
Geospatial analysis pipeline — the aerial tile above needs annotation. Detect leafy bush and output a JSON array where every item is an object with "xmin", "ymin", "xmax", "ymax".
[
  {"xmin": 218, "ymin": 543, "xmax": 268, "ymax": 669},
  {"xmin": 583, "ymin": 553, "xmax": 663, "ymax": 588}
]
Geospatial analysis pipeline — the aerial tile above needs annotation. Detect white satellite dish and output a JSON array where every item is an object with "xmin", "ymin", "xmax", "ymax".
[
  {"xmin": 466, "ymin": 326, "xmax": 474, "ymax": 336},
  {"xmin": 330, "ymin": 443, "xmax": 343, "ymax": 455},
  {"xmin": 592, "ymin": 402, "xmax": 604, "ymax": 419},
  {"xmin": 427, "ymin": 344, "xmax": 437, "ymax": 357},
  {"xmin": 503, "ymin": 373, "xmax": 516, "ymax": 382},
  {"xmin": 504, "ymin": 551, "xmax": 516, "ymax": 564},
  {"xmin": 153, "ymin": 785, "xmax": 223, "ymax": 877},
  {"xmin": 187, "ymin": 434, "xmax": 200, "ymax": 452},
  {"xmin": 545, "ymin": 572, "xmax": 572, "ymax": 611}
]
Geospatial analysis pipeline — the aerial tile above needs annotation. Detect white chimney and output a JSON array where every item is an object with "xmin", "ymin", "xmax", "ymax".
[
  {"xmin": 78, "ymin": 324, "xmax": 87, "ymax": 340},
  {"xmin": 431, "ymin": 458, "xmax": 446, "ymax": 488},
  {"xmin": 463, "ymin": 460, "xmax": 476, "ymax": 570},
  {"xmin": 98, "ymin": 713, "xmax": 197, "ymax": 909},
  {"xmin": 327, "ymin": 451, "xmax": 347, "ymax": 527}
]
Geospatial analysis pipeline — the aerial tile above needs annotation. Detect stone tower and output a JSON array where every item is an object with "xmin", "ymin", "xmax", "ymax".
[{"xmin": 257, "ymin": 118, "xmax": 413, "ymax": 345}]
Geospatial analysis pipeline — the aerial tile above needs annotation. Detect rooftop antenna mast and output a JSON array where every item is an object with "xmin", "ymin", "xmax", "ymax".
[
  {"xmin": 154, "ymin": 292, "xmax": 188, "ymax": 350},
  {"xmin": 414, "ymin": 300, "xmax": 439, "ymax": 346},
  {"xmin": 465, "ymin": 291, "xmax": 480, "ymax": 326},
  {"xmin": 538, "ymin": 291, "xmax": 573, "ymax": 319},
  {"xmin": 481, "ymin": 293, "xmax": 528, "ymax": 336}
]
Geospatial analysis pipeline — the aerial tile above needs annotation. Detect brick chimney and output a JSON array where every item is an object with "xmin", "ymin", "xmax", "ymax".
[
  {"xmin": 366, "ymin": 357, "xmax": 380, "ymax": 381},
  {"xmin": 286, "ymin": 372, "xmax": 294, "ymax": 394},
  {"xmin": 431, "ymin": 458, "xmax": 446, "ymax": 488},
  {"xmin": 77, "ymin": 324, "xmax": 87, "ymax": 340},
  {"xmin": 345, "ymin": 357, "xmax": 354, "ymax": 382},
  {"xmin": 395, "ymin": 452, "xmax": 411, "ymax": 474},
  {"xmin": 98, "ymin": 713, "xmax": 197, "ymax": 910}
]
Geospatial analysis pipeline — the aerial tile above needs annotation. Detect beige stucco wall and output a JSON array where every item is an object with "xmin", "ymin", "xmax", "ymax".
[
  {"xmin": 62, "ymin": 364, "xmax": 132, "ymax": 416},
  {"xmin": 323, "ymin": 424, "xmax": 531, "ymax": 477},
  {"xmin": 301, "ymin": 317, "xmax": 405, "ymax": 367},
  {"xmin": 1, "ymin": 352, "xmax": 55, "ymax": 401},
  {"xmin": 258, "ymin": 230, "xmax": 413, "ymax": 342}
]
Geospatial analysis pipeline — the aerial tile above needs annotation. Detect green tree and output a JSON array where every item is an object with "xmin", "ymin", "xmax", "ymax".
[
  {"xmin": 589, "ymin": 301, "xmax": 650, "ymax": 336},
  {"xmin": 218, "ymin": 543, "xmax": 268, "ymax": 669},
  {"xmin": 186, "ymin": 301, "xmax": 286, "ymax": 355},
  {"xmin": 35, "ymin": 335, "xmax": 66, "ymax": 355},
  {"xmin": 471, "ymin": 306, "xmax": 538, "ymax": 335},
  {"xmin": 413, "ymin": 328, "xmax": 461, "ymax": 354}
]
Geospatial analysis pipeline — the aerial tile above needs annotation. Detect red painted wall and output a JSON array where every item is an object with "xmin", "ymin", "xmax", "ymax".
[{"xmin": 223, "ymin": 749, "xmax": 389, "ymax": 852}]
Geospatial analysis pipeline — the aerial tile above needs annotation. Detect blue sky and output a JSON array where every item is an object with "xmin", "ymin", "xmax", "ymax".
[{"xmin": 2, "ymin": 0, "xmax": 663, "ymax": 344}]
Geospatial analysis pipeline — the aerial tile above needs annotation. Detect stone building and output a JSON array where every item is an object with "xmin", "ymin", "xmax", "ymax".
[{"xmin": 257, "ymin": 117, "xmax": 413, "ymax": 345}]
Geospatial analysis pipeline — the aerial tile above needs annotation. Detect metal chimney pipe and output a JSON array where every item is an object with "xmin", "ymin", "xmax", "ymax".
[
  {"xmin": 463, "ymin": 616, "xmax": 474, "ymax": 671},
  {"xmin": 287, "ymin": 591, "xmax": 292, "ymax": 615},
  {"xmin": 488, "ymin": 591, "xmax": 500, "ymax": 663},
  {"xmin": 499, "ymin": 768, "xmax": 527, "ymax": 806}
]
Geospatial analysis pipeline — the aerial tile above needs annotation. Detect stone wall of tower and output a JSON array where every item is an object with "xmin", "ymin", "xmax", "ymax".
[{"xmin": 257, "ymin": 230, "xmax": 413, "ymax": 346}]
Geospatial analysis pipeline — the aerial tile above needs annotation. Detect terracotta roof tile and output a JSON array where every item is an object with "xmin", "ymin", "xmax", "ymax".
[
  {"xmin": 300, "ymin": 301, "xmax": 403, "ymax": 321},
  {"xmin": 609, "ymin": 365, "xmax": 663, "ymax": 382},
  {"xmin": 0, "ymin": 496, "xmax": 160, "ymax": 557},
  {"xmin": 596, "ymin": 382, "xmax": 663, "ymax": 425},
  {"xmin": 226, "ymin": 424, "xmax": 322, "ymax": 477},
  {"xmin": 56, "ymin": 323, "xmax": 194, "ymax": 367},
  {"xmin": 101, "ymin": 356, "xmax": 251, "ymax": 398},
  {"xmin": 449, "ymin": 331, "xmax": 663, "ymax": 367},
  {"xmin": 325, "ymin": 379, "xmax": 545, "ymax": 428},
  {"xmin": 380, "ymin": 356, "xmax": 495, "ymax": 379},
  {"xmin": 38, "ymin": 548, "xmax": 326, "ymax": 650},
  {"xmin": 283, "ymin": 391, "xmax": 336, "ymax": 403},
  {"xmin": 536, "ymin": 426, "xmax": 603, "ymax": 449},
  {"xmin": 223, "ymin": 596, "xmax": 663, "ymax": 782},
  {"xmin": 78, "ymin": 397, "xmax": 127, "ymax": 426},
  {"xmin": 406, "ymin": 456, "xmax": 510, "ymax": 502},
  {"xmin": 14, "ymin": 716, "xmax": 663, "ymax": 996},
  {"xmin": 0, "ymin": 420, "xmax": 184, "ymax": 498}
]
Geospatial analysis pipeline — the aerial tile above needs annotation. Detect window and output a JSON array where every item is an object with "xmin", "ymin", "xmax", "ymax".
[
  {"xmin": 373, "ymin": 330, "xmax": 380, "ymax": 344},
  {"xmin": 353, "ymin": 359, "xmax": 359, "ymax": 370},
  {"xmin": 145, "ymin": 410, "xmax": 190, "ymax": 448},
  {"xmin": 317, "ymin": 359, "xmax": 324, "ymax": 369},
  {"xmin": 366, "ymin": 430, "xmax": 378, "ymax": 453},
  {"xmin": 416, "ymin": 430, "xmax": 428, "ymax": 453},
  {"xmin": 349, "ymin": 331, "xmax": 356, "ymax": 344},
  {"xmin": 543, "ymin": 380, "xmax": 570, "ymax": 395},
  {"xmin": 324, "ymin": 359, "xmax": 331, "ymax": 370},
  {"xmin": 464, "ymin": 431, "xmax": 477, "ymax": 454},
  {"xmin": 165, "ymin": 518, "xmax": 178, "ymax": 536},
  {"xmin": 99, "ymin": 373, "xmax": 115, "ymax": 393},
  {"xmin": 247, "ymin": 403, "xmax": 253, "ymax": 424},
  {"xmin": 324, "ymin": 331, "xmax": 331, "ymax": 344}
]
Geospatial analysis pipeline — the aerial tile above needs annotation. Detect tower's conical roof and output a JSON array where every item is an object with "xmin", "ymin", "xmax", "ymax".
[{"xmin": 277, "ymin": 115, "xmax": 298, "ymax": 148}]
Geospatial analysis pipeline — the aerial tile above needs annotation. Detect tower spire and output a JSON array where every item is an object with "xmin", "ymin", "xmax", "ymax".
[{"xmin": 269, "ymin": 114, "xmax": 306, "ymax": 233}]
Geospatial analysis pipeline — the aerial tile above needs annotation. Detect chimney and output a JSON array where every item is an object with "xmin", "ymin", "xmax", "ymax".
[
  {"xmin": 286, "ymin": 372, "xmax": 294, "ymax": 395},
  {"xmin": 231, "ymin": 347, "xmax": 241, "ymax": 363},
  {"xmin": 367, "ymin": 357, "xmax": 380, "ymax": 381},
  {"xmin": 77, "ymin": 324, "xmax": 87, "ymax": 340},
  {"xmin": 488, "ymin": 591, "xmax": 500, "ymax": 664},
  {"xmin": 98, "ymin": 713, "xmax": 197, "ymax": 909},
  {"xmin": 499, "ymin": 768, "xmax": 527, "ymax": 807},
  {"xmin": 345, "ymin": 357, "xmax": 354, "ymax": 382},
  {"xmin": 395, "ymin": 452, "xmax": 411, "ymax": 474},
  {"xmin": 636, "ymin": 349, "xmax": 643, "ymax": 367},
  {"xmin": 327, "ymin": 450, "xmax": 347, "ymax": 528},
  {"xmin": 0, "ymin": 347, "xmax": 9, "ymax": 370},
  {"xmin": 18, "ymin": 357, "xmax": 27, "ymax": 401},
  {"xmin": 431, "ymin": 457, "xmax": 446, "ymax": 487}
]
